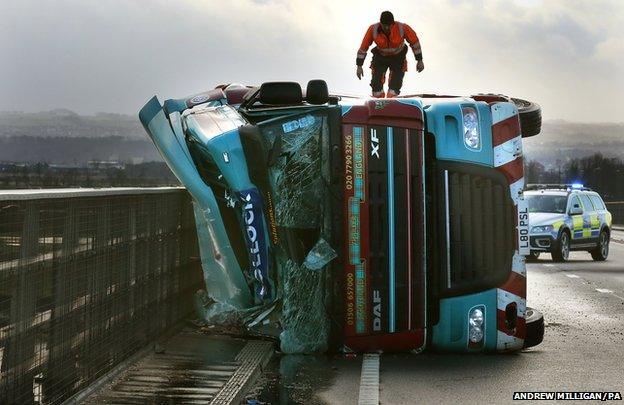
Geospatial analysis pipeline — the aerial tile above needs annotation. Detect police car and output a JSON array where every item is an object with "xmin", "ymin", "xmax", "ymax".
[{"xmin": 525, "ymin": 184, "xmax": 612, "ymax": 262}]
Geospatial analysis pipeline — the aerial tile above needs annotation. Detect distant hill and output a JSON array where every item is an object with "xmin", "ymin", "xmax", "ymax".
[
  {"xmin": 0, "ymin": 109, "xmax": 145, "ymax": 139},
  {"xmin": 0, "ymin": 110, "xmax": 157, "ymax": 164},
  {"xmin": 0, "ymin": 136, "xmax": 161, "ymax": 164},
  {"xmin": 1, "ymin": 110, "xmax": 622, "ymax": 166},
  {"xmin": 523, "ymin": 120, "xmax": 624, "ymax": 167}
]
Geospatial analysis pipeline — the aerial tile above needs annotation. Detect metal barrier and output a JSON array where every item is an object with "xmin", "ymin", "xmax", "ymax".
[
  {"xmin": 606, "ymin": 202, "xmax": 624, "ymax": 227},
  {"xmin": 0, "ymin": 188, "xmax": 202, "ymax": 404}
]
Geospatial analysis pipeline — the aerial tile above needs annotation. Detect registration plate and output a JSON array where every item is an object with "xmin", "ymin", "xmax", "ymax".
[{"xmin": 517, "ymin": 197, "xmax": 530, "ymax": 255}]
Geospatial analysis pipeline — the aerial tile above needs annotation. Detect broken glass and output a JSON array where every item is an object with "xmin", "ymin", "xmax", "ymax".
[
  {"xmin": 303, "ymin": 238, "xmax": 338, "ymax": 271},
  {"xmin": 265, "ymin": 114, "xmax": 325, "ymax": 229},
  {"xmin": 279, "ymin": 258, "xmax": 329, "ymax": 353}
]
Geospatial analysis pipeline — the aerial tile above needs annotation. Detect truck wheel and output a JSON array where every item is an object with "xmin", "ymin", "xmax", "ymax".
[
  {"xmin": 526, "ymin": 251, "xmax": 540, "ymax": 262},
  {"xmin": 590, "ymin": 230, "xmax": 609, "ymax": 261},
  {"xmin": 551, "ymin": 230, "xmax": 570, "ymax": 262},
  {"xmin": 523, "ymin": 307, "xmax": 544, "ymax": 348},
  {"xmin": 511, "ymin": 98, "xmax": 541, "ymax": 138}
]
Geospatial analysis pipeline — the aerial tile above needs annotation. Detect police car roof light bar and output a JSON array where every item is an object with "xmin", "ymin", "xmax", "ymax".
[{"xmin": 524, "ymin": 183, "xmax": 594, "ymax": 192}]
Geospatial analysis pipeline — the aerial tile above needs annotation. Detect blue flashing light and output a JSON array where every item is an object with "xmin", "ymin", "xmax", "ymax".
[{"xmin": 571, "ymin": 183, "xmax": 584, "ymax": 189}]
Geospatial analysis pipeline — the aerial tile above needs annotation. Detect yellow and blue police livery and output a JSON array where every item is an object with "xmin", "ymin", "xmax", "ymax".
[{"xmin": 525, "ymin": 184, "xmax": 612, "ymax": 262}]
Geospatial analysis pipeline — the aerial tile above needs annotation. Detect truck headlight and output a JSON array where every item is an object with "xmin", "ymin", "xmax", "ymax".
[
  {"xmin": 469, "ymin": 327, "xmax": 484, "ymax": 343},
  {"xmin": 468, "ymin": 306, "xmax": 485, "ymax": 345},
  {"xmin": 531, "ymin": 225, "xmax": 553, "ymax": 233},
  {"xmin": 462, "ymin": 106, "xmax": 480, "ymax": 150},
  {"xmin": 469, "ymin": 308, "xmax": 484, "ymax": 328}
]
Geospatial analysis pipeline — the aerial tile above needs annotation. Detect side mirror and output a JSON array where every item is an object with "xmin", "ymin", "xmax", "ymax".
[{"xmin": 569, "ymin": 204, "xmax": 583, "ymax": 215}]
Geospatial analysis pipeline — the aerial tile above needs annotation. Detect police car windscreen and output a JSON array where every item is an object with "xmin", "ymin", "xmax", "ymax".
[{"xmin": 526, "ymin": 195, "xmax": 567, "ymax": 214}]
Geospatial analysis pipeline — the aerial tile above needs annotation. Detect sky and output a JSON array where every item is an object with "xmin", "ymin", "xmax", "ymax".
[{"xmin": 1, "ymin": 0, "xmax": 623, "ymax": 122}]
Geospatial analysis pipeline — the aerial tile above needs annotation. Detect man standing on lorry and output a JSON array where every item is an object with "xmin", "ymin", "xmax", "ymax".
[{"xmin": 356, "ymin": 11, "xmax": 425, "ymax": 98}]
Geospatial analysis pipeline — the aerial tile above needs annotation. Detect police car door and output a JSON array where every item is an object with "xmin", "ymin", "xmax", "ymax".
[
  {"xmin": 569, "ymin": 194, "xmax": 585, "ymax": 244},
  {"xmin": 579, "ymin": 193, "xmax": 598, "ymax": 243}
]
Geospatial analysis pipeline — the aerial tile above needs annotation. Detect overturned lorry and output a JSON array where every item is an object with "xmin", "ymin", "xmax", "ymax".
[{"xmin": 139, "ymin": 80, "xmax": 544, "ymax": 353}]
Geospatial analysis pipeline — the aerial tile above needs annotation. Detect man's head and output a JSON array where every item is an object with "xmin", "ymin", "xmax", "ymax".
[{"xmin": 380, "ymin": 11, "xmax": 394, "ymax": 33}]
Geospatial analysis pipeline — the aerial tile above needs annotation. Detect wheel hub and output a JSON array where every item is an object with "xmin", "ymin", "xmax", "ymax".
[
  {"xmin": 562, "ymin": 234, "xmax": 569, "ymax": 259},
  {"xmin": 601, "ymin": 233, "xmax": 609, "ymax": 257}
]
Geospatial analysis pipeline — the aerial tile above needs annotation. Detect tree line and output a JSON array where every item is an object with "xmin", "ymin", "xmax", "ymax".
[
  {"xmin": 0, "ymin": 162, "xmax": 178, "ymax": 189},
  {"xmin": 525, "ymin": 153, "xmax": 624, "ymax": 201}
]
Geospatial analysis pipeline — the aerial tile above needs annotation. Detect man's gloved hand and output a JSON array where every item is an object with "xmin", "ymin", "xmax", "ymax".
[
  {"xmin": 416, "ymin": 60, "xmax": 425, "ymax": 73},
  {"xmin": 356, "ymin": 66, "xmax": 364, "ymax": 80}
]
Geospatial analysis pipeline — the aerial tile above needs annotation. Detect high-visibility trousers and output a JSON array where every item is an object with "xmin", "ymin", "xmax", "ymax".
[{"xmin": 370, "ymin": 46, "xmax": 408, "ymax": 95}]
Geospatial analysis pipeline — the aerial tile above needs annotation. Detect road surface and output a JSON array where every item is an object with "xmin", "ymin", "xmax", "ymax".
[{"xmin": 253, "ymin": 233, "xmax": 624, "ymax": 404}]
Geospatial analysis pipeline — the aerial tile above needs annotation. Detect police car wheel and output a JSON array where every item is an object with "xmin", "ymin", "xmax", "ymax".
[
  {"xmin": 512, "ymin": 98, "xmax": 542, "ymax": 138},
  {"xmin": 590, "ymin": 231, "xmax": 609, "ymax": 261},
  {"xmin": 523, "ymin": 307, "xmax": 544, "ymax": 349},
  {"xmin": 552, "ymin": 231, "xmax": 570, "ymax": 262}
]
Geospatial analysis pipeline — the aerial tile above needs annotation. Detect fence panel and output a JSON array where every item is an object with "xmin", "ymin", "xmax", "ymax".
[{"xmin": 0, "ymin": 189, "xmax": 202, "ymax": 404}]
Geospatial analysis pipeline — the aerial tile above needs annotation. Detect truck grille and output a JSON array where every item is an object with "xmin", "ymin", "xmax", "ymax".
[{"xmin": 442, "ymin": 163, "xmax": 514, "ymax": 295}]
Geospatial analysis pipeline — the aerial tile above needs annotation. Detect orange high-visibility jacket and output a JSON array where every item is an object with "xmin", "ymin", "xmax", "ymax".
[{"xmin": 356, "ymin": 21, "xmax": 422, "ymax": 66}]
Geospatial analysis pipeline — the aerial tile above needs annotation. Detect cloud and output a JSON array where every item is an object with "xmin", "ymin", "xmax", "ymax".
[{"xmin": 0, "ymin": 0, "xmax": 622, "ymax": 122}]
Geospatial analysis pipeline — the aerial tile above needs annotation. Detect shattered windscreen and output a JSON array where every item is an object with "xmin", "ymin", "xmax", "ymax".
[
  {"xmin": 257, "ymin": 110, "xmax": 336, "ymax": 352},
  {"xmin": 265, "ymin": 114, "xmax": 324, "ymax": 228}
]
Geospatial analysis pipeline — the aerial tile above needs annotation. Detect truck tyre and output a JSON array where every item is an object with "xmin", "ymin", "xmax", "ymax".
[
  {"xmin": 512, "ymin": 98, "xmax": 541, "ymax": 138},
  {"xmin": 523, "ymin": 307, "xmax": 544, "ymax": 348},
  {"xmin": 551, "ymin": 230, "xmax": 570, "ymax": 262},
  {"xmin": 590, "ymin": 230, "xmax": 609, "ymax": 261}
]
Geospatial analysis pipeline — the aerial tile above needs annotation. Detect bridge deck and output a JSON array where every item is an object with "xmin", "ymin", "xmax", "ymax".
[{"xmin": 82, "ymin": 329, "xmax": 274, "ymax": 404}]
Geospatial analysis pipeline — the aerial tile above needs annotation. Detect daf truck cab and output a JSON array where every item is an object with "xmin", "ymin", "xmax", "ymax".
[{"xmin": 139, "ymin": 80, "xmax": 544, "ymax": 353}]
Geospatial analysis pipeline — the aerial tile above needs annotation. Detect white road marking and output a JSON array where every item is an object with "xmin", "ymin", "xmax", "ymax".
[
  {"xmin": 358, "ymin": 353, "xmax": 380, "ymax": 405},
  {"xmin": 541, "ymin": 263, "xmax": 624, "ymax": 302},
  {"xmin": 595, "ymin": 288, "xmax": 624, "ymax": 301}
]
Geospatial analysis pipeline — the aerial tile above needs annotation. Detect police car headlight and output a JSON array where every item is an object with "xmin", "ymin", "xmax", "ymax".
[
  {"xmin": 462, "ymin": 106, "xmax": 480, "ymax": 150},
  {"xmin": 531, "ymin": 225, "xmax": 553, "ymax": 233},
  {"xmin": 468, "ymin": 306, "xmax": 485, "ymax": 343}
]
